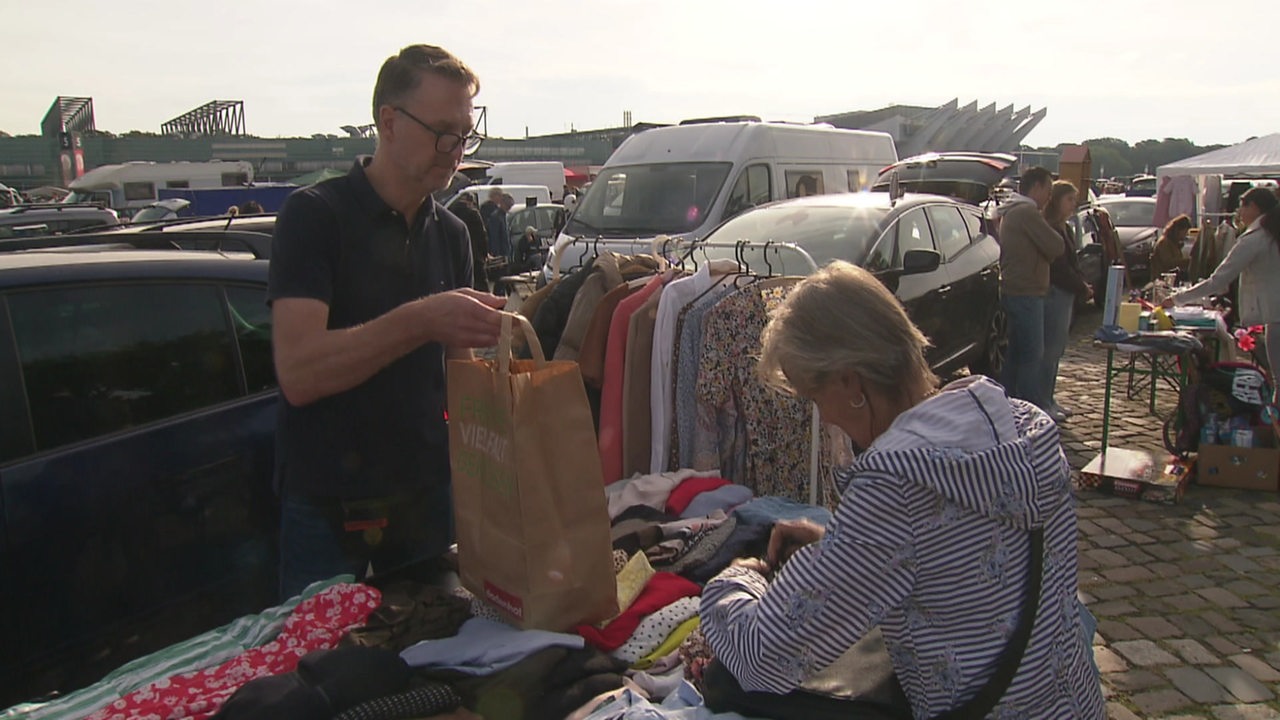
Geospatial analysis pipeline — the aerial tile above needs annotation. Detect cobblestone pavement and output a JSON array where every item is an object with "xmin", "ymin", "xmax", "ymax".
[{"xmin": 1057, "ymin": 309, "xmax": 1280, "ymax": 719}]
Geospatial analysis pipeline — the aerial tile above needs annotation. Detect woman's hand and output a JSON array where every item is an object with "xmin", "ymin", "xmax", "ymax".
[
  {"xmin": 731, "ymin": 557, "xmax": 773, "ymax": 576},
  {"xmin": 767, "ymin": 519, "xmax": 827, "ymax": 568}
]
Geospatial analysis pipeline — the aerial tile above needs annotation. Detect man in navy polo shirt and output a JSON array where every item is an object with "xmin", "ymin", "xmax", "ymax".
[{"xmin": 269, "ymin": 44, "xmax": 505, "ymax": 599}]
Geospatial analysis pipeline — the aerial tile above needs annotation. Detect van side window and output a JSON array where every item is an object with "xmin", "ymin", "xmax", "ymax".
[
  {"xmin": 225, "ymin": 285, "xmax": 276, "ymax": 394},
  {"xmin": 724, "ymin": 164, "xmax": 771, "ymax": 220},
  {"xmin": 166, "ymin": 180, "xmax": 190, "ymax": 189},
  {"xmin": 8, "ymin": 283, "xmax": 240, "ymax": 453},
  {"xmin": 221, "ymin": 173, "xmax": 250, "ymax": 187},
  {"xmin": 848, "ymin": 170, "xmax": 864, "ymax": 192},
  {"xmin": 123, "ymin": 182, "xmax": 156, "ymax": 202},
  {"xmin": 785, "ymin": 171, "xmax": 824, "ymax": 199}
]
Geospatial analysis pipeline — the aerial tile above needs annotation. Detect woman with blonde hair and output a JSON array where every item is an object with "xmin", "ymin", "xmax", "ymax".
[{"xmin": 700, "ymin": 261, "xmax": 1103, "ymax": 718}]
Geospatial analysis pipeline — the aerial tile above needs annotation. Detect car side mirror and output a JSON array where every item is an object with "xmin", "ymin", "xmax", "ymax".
[{"xmin": 902, "ymin": 249, "xmax": 941, "ymax": 276}]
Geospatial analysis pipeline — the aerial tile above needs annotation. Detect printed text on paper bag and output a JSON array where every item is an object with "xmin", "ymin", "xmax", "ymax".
[{"xmin": 455, "ymin": 396, "xmax": 515, "ymax": 497}]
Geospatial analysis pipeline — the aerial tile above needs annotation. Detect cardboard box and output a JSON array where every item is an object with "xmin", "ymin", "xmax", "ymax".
[
  {"xmin": 1197, "ymin": 428, "xmax": 1280, "ymax": 492},
  {"xmin": 1079, "ymin": 448, "xmax": 1191, "ymax": 504}
]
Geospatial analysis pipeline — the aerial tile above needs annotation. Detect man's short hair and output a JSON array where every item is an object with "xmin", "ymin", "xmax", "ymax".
[
  {"xmin": 488, "ymin": 188, "xmax": 504, "ymax": 201},
  {"xmin": 1018, "ymin": 167, "xmax": 1053, "ymax": 195},
  {"xmin": 372, "ymin": 44, "xmax": 480, "ymax": 125}
]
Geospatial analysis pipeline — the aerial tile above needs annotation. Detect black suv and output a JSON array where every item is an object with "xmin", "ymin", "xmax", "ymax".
[{"xmin": 0, "ymin": 221, "xmax": 280, "ymax": 706}]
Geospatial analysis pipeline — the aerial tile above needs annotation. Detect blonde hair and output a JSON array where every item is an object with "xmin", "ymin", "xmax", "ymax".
[{"xmin": 758, "ymin": 261, "xmax": 937, "ymax": 404}]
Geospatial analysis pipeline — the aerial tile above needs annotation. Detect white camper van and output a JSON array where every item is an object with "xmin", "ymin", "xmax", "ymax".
[
  {"xmin": 548, "ymin": 119, "xmax": 897, "ymax": 274},
  {"xmin": 484, "ymin": 162, "xmax": 565, "ymax": 201},
  {"xmin": 66, "ymin": 160, "xmax": 254, "ymax": 216}
]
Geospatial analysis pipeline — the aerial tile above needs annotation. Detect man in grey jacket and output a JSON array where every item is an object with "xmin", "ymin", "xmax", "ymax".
[{"xmin": 995, "ymin": 167, "xmax": 1063, "ymax": 409}]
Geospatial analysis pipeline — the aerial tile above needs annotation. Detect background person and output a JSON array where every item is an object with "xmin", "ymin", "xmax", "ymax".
[
  {"xmin": 700, "ymin": 261, "xmax": 1103, "ymax": 717},
  {"xmin": 1042, "ymin": 181, "xmax": 1092, "ymax": 422},
  {"xmin": 269, "ymin": 44, "xmax": 505, "ymax": 600},
  {"xmin": 995, "ymin": 167, "xmax": 1063, "ymax": 410},
  {"xmin": 1150, "ymin": 214, "xmax": 1192, "ymax": 280},
  {"xmin": 448, "ymin": 192, "xmax": 490, "ymax": 290},
  {"xmin": 1165, "ymin": 187, "xmax": 1280, "ymax": 386}
]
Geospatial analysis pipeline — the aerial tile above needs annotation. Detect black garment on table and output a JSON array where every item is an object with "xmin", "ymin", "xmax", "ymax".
[
  {"xmin": 418, "ymin": 645, "xmax": 628, "ymax": 720},
  {"xmin": 449, "ymin": 201, "xmax": 489, "ymax": 290},
  {"xmin": 269, "ymin": 156, "xmax": 473, "ymax": 500},
  {"xmin": 612, "ymin": 525, "xmax": 665, "ymax": 556},
  {"xmin": 334, "ymin": 684, "xmax": 462, "ymax": 720},
  {"xmin": 528, "ymin": 257, "xmax": 597, "ymax": 359},
  {"xmin": 342, "ymin": 581, "xmax": 471, "ymax": 653},
  {"xmin": 611, "ymin": 505, "xmax": 677, "ymax": 526},
  {"xmin": 213, "ymin": 646, "xmax": 413, "ymax": 720}
]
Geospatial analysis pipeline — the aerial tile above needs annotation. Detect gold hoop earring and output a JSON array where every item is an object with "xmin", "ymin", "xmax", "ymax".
[{"xmin": 849, "ymin": 395, "xmax": 867, "ymax": 410}]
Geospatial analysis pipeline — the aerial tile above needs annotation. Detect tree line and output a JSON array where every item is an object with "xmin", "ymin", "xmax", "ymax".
[{"xmin": 1028, "ymin": 137, "xmax": 1230, "ymax": 179}]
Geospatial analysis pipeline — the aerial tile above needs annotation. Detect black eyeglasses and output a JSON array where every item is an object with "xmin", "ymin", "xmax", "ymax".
[{"xmin": 394, "ymin": 106, "xmax": 483, "ymax": 154}]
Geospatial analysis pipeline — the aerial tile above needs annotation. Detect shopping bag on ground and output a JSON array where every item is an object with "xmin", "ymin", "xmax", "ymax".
[{"xmin": 448, "ymin": 312, "xmax": 618, "ymax": 631}]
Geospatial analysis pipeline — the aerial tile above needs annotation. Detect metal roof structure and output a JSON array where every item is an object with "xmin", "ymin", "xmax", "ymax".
[
  {"xmin": 41, "ymin": 96, "xmax": 96, "ymax": 137},
  {"xmin": 161, "ymin": 100, "xmax": 246, "ymax": 137},
  {"xmin": 817, "ymin": 99, "xmax": 1046, "ymax": 156}
]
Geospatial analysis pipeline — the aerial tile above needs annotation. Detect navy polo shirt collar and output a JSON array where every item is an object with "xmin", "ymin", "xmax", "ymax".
[{"xmin": 347, "ymin": 156, "xmax": 440, "ymax": 224}]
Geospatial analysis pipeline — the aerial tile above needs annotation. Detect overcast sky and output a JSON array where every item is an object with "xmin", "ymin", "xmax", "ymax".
[{"xmin": 3, "ymin": 0, "xmax": 1274, "ymax": 147}]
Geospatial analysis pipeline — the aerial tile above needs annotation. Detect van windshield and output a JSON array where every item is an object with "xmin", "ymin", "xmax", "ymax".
[
  {"xmin": 565, "ymin": 162, "xmax": 732, "ymax": 238},
  {"xmin": 66, "ymin": 190, "xmax": 111, "ymax": 205}
]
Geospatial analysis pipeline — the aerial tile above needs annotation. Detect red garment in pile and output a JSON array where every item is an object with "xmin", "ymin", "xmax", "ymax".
[
  {"xmin": 86, "ymin": 583, "xmax": 381, "ymax": 720},
  {"xmin": 575, "ymin": 572, "xmax": 701, "ymax": 652},
  {"xmin": 664, "ymin": 476, "xmax": 730, "ymax": 516}
]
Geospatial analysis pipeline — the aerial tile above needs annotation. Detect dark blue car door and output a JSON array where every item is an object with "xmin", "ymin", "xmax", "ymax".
[{"xmin": 0, "ymin": 280, "xmax": 278, "ymax": 703}]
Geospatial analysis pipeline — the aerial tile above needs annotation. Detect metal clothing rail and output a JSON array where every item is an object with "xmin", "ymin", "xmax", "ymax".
[{"xmin": 554, "ymin": 235, "xmax": 825, "ymax": 506}]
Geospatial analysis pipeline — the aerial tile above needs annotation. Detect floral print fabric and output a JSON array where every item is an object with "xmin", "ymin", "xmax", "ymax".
[{"xmin": 87, "ymin": 583, "xmax": 381, "ymax": 720}]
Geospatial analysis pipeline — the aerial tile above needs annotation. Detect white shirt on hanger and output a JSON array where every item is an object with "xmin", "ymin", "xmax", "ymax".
[{"xmin": 648, "ymin": 259, "xmax": 739, "ymax": 474}]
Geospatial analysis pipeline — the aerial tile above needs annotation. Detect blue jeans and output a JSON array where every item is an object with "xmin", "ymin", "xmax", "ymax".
[
  {"xmin": 278, "ymin": 483, "xmax": 454, "ymax": 601},
  {"xmin": 1042, "ymin": 287, "xmax": 1075, "ymax": 409},
  {"xmin": 1001, "ymin": 293, "xmax": 1048, "ymax": 409}
]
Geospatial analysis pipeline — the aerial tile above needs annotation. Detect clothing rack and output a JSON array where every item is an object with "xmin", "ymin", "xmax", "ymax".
[{"xmin": 552, "ymin": 235, "xmax": 825, "ymax": 505}]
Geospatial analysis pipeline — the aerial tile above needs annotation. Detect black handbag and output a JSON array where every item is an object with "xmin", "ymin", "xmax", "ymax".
[{"xmin": 703, "ymin": 527, "xmax": 1045, "ymax": 720}]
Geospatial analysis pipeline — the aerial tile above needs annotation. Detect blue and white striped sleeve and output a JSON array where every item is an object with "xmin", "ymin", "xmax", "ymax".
[{"xmin": 701, "ymin": 474, "xmax": 916, "ymax": 694}]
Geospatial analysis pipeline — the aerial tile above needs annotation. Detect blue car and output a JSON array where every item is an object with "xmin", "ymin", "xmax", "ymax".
[{"xmin": 0, "ymin": 226, "xmax": 280, "ymax": 706}]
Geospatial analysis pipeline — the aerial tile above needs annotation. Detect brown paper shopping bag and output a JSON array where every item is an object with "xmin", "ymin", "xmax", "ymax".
[{"xmin": 448, "ymin": 313, "xmax": 618, "ymax": 631}]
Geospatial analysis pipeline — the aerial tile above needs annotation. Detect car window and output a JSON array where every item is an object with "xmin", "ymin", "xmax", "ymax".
[
  {"xmin": 225, "ymin": 285, "xmax": 275, "ymax": 394},
  {"xmin": 8, "ymin": 283, "xmax": 241, "ymax": 453},
  {"xmin": 724, "ymin": 164, "xmax": 771, "ymax": 220},
  {"xmin": 1102, "ymin": 201, "xmax": 1155, "ymax": 227},
  {"xmin": 926, "ymin": 205, "xmax": 971, "ymax": 261},
  {"xmin": 897, "ymin": 208, "xmax": 935, "ymax": 257},
  {"xmin": 960, "ymin": 207, "xmax": 985, "ymax": 240},
  {"xmin": 123, "ymin": 182, "xmax": 156, "ymax": 202}
]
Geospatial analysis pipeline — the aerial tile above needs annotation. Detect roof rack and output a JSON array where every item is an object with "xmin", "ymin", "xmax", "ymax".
[
  {"xmin": 2, "ymin": 202, "xmax": 109, "ymax": 212},
  {"xmin": 677, "ymin": 115, "xmax": 762, "ymax": 126},
  {"xmin": 0, "ymin": 229, "xmax": 271, "ymax": 260}
]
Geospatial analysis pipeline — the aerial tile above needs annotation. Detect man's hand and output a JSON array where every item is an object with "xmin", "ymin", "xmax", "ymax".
[
  {"xmin": 420, "ymin": 289, "xmax": 506, "ymax": 348},
  {"xmin": 766, "ymin": 519, "xmax": 826, "ymax": 568}
]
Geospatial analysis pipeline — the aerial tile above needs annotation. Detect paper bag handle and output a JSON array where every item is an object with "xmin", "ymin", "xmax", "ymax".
[{"xmin": 498, "ymin": 312, "xmax": 546, "ymax": 377}]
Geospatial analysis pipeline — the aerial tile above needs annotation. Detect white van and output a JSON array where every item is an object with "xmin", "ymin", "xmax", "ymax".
[
  {"xmin": 445, "ymin": 184, "xmax": 552, "ymax": 210},
  {"xmin": 66, "ymin": 160, "xmax": 254, "ymax": 216},
  {"xmin": 485, "ymin": 162, "xmax": 565, "ymax": 201},
  {"xmin": 548, "ymin": 120, "xmax": 897, "ymax": 273}
]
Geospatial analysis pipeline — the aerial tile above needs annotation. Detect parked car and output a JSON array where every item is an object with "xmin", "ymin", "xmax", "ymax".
[
  {"xmin": 872, "ymin": 152, "xmax": 1018, "ymax": 206},
  {"xmin": 0, "ymin": 203, "xmax": 120, "ymax": 238},
  {"xmin": 0, "ymin": 226, "xmax": 279, "ymax": 707},
  {"xmin": 1126, "ymin": 175, "xmax": 1158, "ymax": 197},
  {"xmin": 1071, "ymin": 196, "xmax": 1158, "ymax": 298},
  {"xmin": 697, "ymin": 192, "xmax": 1004, "ymax": 377},
  {"xmin": 507, "ymin": 202, "xmax": 566, "ymax": 245}
]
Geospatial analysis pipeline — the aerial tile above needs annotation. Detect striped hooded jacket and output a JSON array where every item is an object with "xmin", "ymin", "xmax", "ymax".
[{"xmin": 702, "ymin": 376, "xmax": 1104, "ymax": 719}]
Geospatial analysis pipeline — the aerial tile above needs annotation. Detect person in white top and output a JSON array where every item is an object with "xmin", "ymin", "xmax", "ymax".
[{"xmin": 1165, "ymin": 187, "xmax": 1280, "ymax": 392}]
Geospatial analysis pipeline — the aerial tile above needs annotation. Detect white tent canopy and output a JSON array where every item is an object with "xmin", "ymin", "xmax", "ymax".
[{"xmin": 1157, "ymin": 133, "xmax": 1280, "ymax": 179}]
